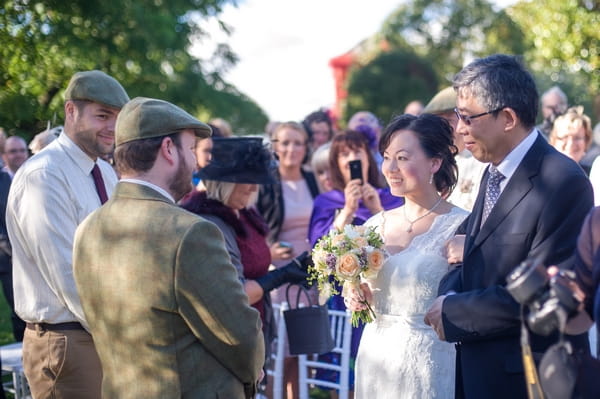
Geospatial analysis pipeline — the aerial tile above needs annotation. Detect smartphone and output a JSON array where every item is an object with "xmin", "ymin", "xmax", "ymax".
[
  {"xmin": 349, "ymin": 159, "xmax": 363, "ymax": 183},
  {"xmin": 279, "ymin": 241, "xmax": 293, "ymax": 249}
]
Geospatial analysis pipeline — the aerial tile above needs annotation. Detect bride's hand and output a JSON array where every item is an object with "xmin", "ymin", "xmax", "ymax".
[
  {"xmin": 343, "ymin": 282, "xmax": 372, "ymax": 311},
  {"xmin": 445, "ymin": 234, "xmax": 465, "ymax": 264}
]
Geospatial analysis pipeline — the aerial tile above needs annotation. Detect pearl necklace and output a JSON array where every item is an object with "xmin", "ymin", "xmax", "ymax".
[{"xmin": 402, "ymin": 197, "xmax": 443, "ymax": 233}]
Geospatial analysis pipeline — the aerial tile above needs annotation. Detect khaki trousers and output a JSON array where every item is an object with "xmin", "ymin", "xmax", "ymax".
[{"xmin": 23, "ymin": 326, "xmax": 102, "ymax": 399}]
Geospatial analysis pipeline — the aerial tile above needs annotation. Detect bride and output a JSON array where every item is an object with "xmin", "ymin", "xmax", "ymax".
[{"xmin": 347, "ymin": 113, "xmax": 469, "ymax": 398}]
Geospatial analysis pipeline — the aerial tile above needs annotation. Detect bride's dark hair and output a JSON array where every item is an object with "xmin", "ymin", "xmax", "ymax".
[{"xmin": 379, "ymin": 113, "xmax": 458, "ymax": 197}]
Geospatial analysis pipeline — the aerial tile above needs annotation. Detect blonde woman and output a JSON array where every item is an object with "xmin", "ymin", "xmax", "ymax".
[{"xmin": 549, "ymin": 106, "xmax": 593, "ymax": 174}]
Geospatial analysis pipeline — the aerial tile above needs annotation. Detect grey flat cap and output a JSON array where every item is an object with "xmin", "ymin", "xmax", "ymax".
[
  {"xmin": 423, "ymin": 87, "xmax": 457, "ymax": 114},
  {"xmin": 64, "ymin": 70, "xmax": 130, "ymax": 109},
  {"xmin": 115, "ymin": 97, "xmax": 212, "ymax": 146}
]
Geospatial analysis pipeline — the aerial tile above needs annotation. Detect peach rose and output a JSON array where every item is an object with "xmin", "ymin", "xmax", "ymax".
[
  {"xmin": 336, "ymin": 253, "xmax": 361, "ymax": 280},
  {"xmin": 367, "ymin": 248, "xmax": 385, "ymax": 271},
  {"xmin": 354, "ymin": 236, "xmax": 368, "ymax": 248},
  {"xmin": 332, "ymin": 233, "xmax": 346, "ymax": 245}
]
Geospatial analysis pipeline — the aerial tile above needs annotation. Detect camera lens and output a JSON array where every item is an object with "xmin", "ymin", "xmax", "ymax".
[{"xmin": 506, "ymin": 259, "xmax": 549, "ymax": 305}]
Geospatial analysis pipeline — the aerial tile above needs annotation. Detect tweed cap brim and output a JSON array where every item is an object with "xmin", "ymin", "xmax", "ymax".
[
  {"xmin": 115, "ymin": 97, "xmax": 212, "ymax": 146},
  {"xmin": 64, "ymin": 70, "xmax": 129, "ymax": 109},
  {"xmin": 198, "ymin": 137, "xmax": 276, "ymax": 185},
  {"xmin": 423, "ymin": 87, "xmax": 457, "ymax": 115}
]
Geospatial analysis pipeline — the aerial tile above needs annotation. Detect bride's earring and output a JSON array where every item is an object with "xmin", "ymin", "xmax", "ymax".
[{"xmin": 429, "ymin": 174, "xmax": 434, "ymax": 185}]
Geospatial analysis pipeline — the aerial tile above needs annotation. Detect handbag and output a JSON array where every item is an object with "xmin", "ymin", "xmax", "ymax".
[{"xmin": 283, "ymin": 284, "xmax": 334, "ymax": 355}]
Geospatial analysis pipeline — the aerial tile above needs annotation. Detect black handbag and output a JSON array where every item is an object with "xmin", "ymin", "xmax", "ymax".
[{"xmin": 283, "ymin": 284, "xmax": 335, "ymax": 355}]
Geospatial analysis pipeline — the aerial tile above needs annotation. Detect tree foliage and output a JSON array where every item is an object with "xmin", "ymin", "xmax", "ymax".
[
  {"xmin": 507, "ymin": 0, "xmax": 600, "ymax": 119},
  {"xmin": 0, "ymin": 0, "xmax": 268, "ymax": 138},
  {"xmin": 379, "ymin": 0, "xmax": 527, "ymax": 85},
  {"xmin": 344, "ymin": 50, "xmax": 438, "ymax": 125}
]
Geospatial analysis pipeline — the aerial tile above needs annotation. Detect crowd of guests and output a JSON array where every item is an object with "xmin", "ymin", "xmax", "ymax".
[{"xmin": 0, "ymin": 54, "xmax": 600, "ymax": 399}]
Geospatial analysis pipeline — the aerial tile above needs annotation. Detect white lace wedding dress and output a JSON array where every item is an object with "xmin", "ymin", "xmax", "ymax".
[{"xmin": 355, "ymin": 207, "xmax": 468, "ymax": 399}]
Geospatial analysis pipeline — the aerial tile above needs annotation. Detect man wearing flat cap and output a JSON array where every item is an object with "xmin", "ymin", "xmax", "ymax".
[
  {"xmin": 73, "ymin": 97, "xmax": 265, "ymax": 398},
  {"xmin": 424, "ymin": 86, "xmax": 486, "ymax": 211},
  {"xmin": 6, "ymin": 70, "xmax": 129, "ymax": 399}
]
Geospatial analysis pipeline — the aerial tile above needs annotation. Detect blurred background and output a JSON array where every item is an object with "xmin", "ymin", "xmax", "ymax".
[{"xmin": 0, "ymin": 0, "xmax": 598, "ymax": 139}]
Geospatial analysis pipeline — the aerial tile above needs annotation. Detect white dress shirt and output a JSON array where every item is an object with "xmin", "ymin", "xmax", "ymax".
[
  {"xmin": 494, "ymin": 128, "xmax": 538, "ymax": 194},
  {"xmin": 6, "ymin": 132, "xmax": 117, "ymax": 329}
]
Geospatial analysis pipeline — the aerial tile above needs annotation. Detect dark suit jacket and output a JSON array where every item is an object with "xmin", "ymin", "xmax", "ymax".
[
  {"xmin": 439, "ymin": 135, "xmax": 593, "ymax": 398},
  {"xmin": 0, "ymin": 171, "xmax": 12, "ymax": 273}
]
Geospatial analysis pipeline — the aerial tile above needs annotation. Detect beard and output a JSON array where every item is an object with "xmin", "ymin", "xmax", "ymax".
[{"xmin": 170, "ymin": 149, "xmax": 194, "ymax": 202}]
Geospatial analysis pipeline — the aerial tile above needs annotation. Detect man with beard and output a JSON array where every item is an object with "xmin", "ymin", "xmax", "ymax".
[
  {"xmin": 6, "ymin": 70, "xmax": 128, "ymax": 399},
  {"xmin": 72, "ymin": 97, "xmax": 265, "ymax": 399}
]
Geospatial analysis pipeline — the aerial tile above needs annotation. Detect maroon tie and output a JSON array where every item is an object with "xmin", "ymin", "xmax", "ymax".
[{"xmin": 91, "ymin": 163, "xmax": 108, "ymax": 204}]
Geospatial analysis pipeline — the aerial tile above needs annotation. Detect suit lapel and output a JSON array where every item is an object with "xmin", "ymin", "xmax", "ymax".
[
  {"xmin": 465, "ymin": 135, "xmax": 547, "ymax": 256},
  {"xmin": 464, "ymin": 168, "xmax": 489, "ymax": 255}
]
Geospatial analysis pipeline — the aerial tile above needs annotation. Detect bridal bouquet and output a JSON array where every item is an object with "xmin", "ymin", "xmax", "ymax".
[{"xmin": 310, "ymin": 224, "xmax": 387, "ymax": 327}]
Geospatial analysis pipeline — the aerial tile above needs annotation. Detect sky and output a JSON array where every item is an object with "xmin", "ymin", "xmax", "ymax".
[{"xmin": 194, "ymin": 0, "xmax": 516, "ymax": 124}]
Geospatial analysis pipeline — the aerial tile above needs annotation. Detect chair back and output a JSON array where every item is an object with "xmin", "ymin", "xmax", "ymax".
[
  {"xmin": 297, "ymin": 309, "xmax": 352, "ymax": 399},
  {"xmin": 259, "ymin": 302, "xmax": 287, "ymax": 399}
]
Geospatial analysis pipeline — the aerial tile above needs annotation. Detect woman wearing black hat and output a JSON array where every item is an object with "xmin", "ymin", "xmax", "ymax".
[{"xmin": 180, "ymin": 137, "xmax": 311, "ymax": 392}]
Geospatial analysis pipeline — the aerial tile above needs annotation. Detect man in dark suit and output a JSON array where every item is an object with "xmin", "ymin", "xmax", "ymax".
[{"xmin": 424, "ymin": 54, "xmax": 593, "ymax": 398}]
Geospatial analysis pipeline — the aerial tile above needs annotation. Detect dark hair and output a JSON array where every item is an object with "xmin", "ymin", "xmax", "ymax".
[
  {"xmin": 114, "ymin": 132, "xmax": 181, "ymax": 175},
  {"xmin": 329, "ymin": 130, "xmax": 382, "ymax": 191},
  {"xmin": 453, "ymin": 54, "xmax": 539, "ymax": 128},
  {"xmin": 303, "ymin": 110, "xmax": 333, "ymax": 142},
  {"xmin": 380, "ymin": 114, "xmax": 458, "ymax": 197}
]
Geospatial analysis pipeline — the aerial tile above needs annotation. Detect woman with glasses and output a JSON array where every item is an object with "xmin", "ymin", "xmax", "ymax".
[
  {"xmin": 549, "ymin": 106, "xmax": 593, "ymax": 175},
  {"xmin": 256, "ymin": 121, "xmax": 320, "ymax": 399}
]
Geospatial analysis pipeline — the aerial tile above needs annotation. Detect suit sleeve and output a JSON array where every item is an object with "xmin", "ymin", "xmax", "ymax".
[
  {"xmin": 175, "ymin": 220, "xmax": 264, "ymax": 387},
  {"xmin": 442, "ymin": 172, "xmax": 593, "ymax": 343}
]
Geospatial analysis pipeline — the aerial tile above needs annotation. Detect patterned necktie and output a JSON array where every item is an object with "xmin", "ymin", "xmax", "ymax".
[
  {"xmin": 91, "ymin": 163, "xmax": 108, "ymax": 204},
  {"xmin": 481, "ymin": 167, "xmax": 505, "ymax": 225}
]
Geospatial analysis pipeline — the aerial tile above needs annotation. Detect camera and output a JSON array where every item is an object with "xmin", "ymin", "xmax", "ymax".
[{"xmin": 506, "ymin": 258, "xmax": 581, "ymax": 336}]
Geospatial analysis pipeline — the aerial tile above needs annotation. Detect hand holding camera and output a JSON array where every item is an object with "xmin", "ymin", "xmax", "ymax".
[{"xmin": 506, "ymin": 259, "xmax": 582, "ymax": 336}]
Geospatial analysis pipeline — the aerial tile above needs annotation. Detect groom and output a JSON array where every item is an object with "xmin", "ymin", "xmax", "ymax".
[{"xmin": 424, "ymin": 54, "xmax": 593, "ymax": 398}]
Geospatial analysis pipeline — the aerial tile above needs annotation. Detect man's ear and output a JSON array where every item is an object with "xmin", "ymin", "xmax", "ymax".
[
  {"xmin": 160, "ymin": 137, "xmax": 177, "ymax": 165},
  {"xmin": 64, "ymin": 101, "xmax": 76, "ymax": 122},
  {"xmin": 502, "ymin": 108, "xmax": 518, "ymax": 131}
]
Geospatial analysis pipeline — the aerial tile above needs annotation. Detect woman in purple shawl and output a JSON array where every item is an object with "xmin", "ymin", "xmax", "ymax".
[{"xmin": 308, "ymin": 130, "xmax": 403, "ymax": 393}]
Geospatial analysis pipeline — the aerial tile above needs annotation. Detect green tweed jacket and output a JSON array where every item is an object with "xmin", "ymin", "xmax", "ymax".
[{"xmin": 73, "ymin": 182, "xmax": 264, "ymax": 399}]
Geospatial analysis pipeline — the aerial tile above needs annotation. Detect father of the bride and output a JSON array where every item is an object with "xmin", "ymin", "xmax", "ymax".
[{"xmin": 424, "ymin": 54, "xmax": 593, "ymax": 398}]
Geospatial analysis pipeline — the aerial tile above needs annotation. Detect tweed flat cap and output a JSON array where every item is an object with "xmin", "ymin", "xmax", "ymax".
[
  {"xmin": 423, "ymin": 87, "xmax": 457, "ymax": 114},
  {"xmin": 64, "ymin": 70, "xmax": 129, "ymax": 109},
  {"xmin": 115, "ymin": 97, "xmax": 212, "ymax": 146}
]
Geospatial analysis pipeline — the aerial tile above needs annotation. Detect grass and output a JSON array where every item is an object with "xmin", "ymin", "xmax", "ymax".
[
  {"xmin": 0, "ymin": 291, "xmax": 15, "ymax": 346},
  {"xmin": 0, "ymin": 289, "xmax": 18, "ymax": 398}
]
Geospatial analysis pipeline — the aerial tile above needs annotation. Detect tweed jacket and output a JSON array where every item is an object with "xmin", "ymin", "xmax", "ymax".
[{"xmin": 73, "ymin": 182, "xmax": 264, "ymax": 399}]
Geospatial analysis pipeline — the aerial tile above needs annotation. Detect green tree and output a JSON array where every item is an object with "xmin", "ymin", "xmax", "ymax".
[
  {"xmin": 0, "ymin": 0, "xmax": 268, "ymax": 138},
  {"xmin": 507, "ymin": 0, "xmax": 600, "ymax": 121},
  {"xmin": 344, "ymin": 50, "xmax": 438, "ymax": 124},
  {"xmin": 379, "ymin": 0, "xmax": 527, "ymax": 84}
]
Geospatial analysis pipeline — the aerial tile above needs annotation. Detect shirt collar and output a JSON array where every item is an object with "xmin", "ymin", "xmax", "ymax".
[
  {"xmin": 119, "ymin": 178, "xmax": 175, "ymax": 203},
  {"xmin": 495, "ymin": 128, "xmax": 538, "ymax": 182},
  {"xmin": 57, "ymin": 132, "xmax": 96, "ymax": 175}
]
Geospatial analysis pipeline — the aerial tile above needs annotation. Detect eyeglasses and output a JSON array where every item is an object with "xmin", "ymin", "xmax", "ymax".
[{"xmin": 454, "ymin": 107, "xmax": 504, "ymax": 126}]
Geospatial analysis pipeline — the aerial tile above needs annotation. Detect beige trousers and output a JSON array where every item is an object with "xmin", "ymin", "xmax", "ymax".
[{"xmin": 23, "ymin": 326, "xmax": 102, "ymax": 399}]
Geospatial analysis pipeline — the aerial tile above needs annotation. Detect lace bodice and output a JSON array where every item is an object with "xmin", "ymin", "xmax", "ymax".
[
  {"xmin": 365, "ymin": 207, "xmax": 468, "ymax": 317},
  {"xmin": 355, "ymin": 207, "xmax": 469, "ymax": 399}
]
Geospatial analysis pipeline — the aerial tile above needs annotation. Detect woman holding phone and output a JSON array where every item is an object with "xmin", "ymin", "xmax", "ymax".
[{"xmin": 308, "ymin": 129, "xmax": 402, "ymax": 395}]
